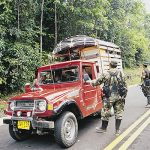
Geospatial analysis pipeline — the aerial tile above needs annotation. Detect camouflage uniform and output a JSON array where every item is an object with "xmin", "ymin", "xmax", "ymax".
[
  {"xmin": 101, "ymin": 96, "xmax": 125, "ymax": 121},
  {"xmin": 141, "ymin": 67, "xmax": 150, "ymax": 106},
  {"xmin": 93, "ymin": 68, "xmax": 126, "ymax": 121},
  {"xmin": 141, "ymin": 68, "xmax": 149, "ymax": 83}
]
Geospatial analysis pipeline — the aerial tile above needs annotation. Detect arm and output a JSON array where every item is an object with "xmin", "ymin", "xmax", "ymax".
[
  {"xmin": 92, "ymin": 73, "xmax": 109, "ymax": 86},
  {"xmin": 92, "ymin": 76, "xmax": 105, "ymax": 86},
  {"xmin": 120, "ymin": 71, "xmax": 127, "ymax": 87}
]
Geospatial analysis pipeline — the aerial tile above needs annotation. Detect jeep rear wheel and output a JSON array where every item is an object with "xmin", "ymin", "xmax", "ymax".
[
  {"xmin": 9, "ymin": 125, "xmax": 32, "ymax": 141},
  {"xmin": 54, "ymin": 111, "xmax": 78, "ymax": 148}
]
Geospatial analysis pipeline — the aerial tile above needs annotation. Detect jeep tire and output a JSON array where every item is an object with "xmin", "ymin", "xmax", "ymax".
[
  {"xmin": 9, "ymin": 125, "xmax": 32, "ymax": 141},
  {"xmin": 54, "ymin": 111, "xmax": 78, "ymax": 148}
]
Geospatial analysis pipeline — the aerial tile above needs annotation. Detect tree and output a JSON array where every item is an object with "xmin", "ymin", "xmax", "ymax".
[
  {"xmin": 1, "ymin": 0, "xmax": 150, "ymax": 95},
  {"xmin": 0, "ymin": 0, "xmax": 42, "ymax": 95},
  {"xmin": 40, "ymin": 0, "xmax": 44, "ymax": 53}
]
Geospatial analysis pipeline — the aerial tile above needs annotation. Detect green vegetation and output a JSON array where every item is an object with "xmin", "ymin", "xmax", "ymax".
[
  {"xmin": 0, "ymin": 0, "xmax": 150, "ymax": 96},
  {"xmin": 0, "ymin": 103, "xmax": 6, "ymax": 110},
  {"xmin": 0, "ymin": 101, "xmax": 7, "ymax": 117},
  {"xmin": 124, "ymin": 67, "xmax": 142, "ymax": 86},
  {"xmin": 124, "ymin": 66, "xmax": 150, "ymax": 86}
]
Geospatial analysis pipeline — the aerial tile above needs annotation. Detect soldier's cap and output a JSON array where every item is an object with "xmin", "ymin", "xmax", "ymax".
[
  {"xmin": 143, "ymin": 62, "xmax": 149, "ymax": 67},
  {"xmin": 110, "ymin": 61, "xmax": 118, "ymax": 66}
]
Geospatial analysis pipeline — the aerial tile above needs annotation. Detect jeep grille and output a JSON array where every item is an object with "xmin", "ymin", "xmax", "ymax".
[{"xmin": 15, "ymin": 100, "xmax": 34, "ymax": 109}]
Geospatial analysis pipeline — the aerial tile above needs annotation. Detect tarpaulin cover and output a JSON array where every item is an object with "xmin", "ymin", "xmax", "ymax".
[{"xmin": 53, "ymin": 35, "xmax": 98, "ymax": 54}]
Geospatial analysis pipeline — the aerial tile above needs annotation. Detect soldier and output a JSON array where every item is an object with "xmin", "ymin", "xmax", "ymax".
[
  {"xmin": 141, "ymin": 62, "xmax": 150, "ymax": 108},
  {"xmin": 88, "ymin": 61, "xmax": 127, "ymax": 136},
  {"xmin": 141, "ymin": 62, "xmax": 150, "ymax": 83}
]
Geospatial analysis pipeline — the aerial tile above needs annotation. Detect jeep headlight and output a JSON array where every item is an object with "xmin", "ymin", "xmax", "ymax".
[
  {"xmin": 10, "ymin": 101, "xmax": 15, "ymax": 111},
  {"xmin": 36, "ymin": 100, "xmax": 47, "ymax": 111}
]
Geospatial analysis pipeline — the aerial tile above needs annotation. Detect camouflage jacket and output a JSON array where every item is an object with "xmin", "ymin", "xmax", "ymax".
[{"xmin": 93, "ymin": 68, "xmax": 126, "ymax": 87}]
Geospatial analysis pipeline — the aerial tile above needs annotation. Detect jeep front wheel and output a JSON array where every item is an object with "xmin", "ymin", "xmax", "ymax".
[
  {"xmin": 54, "ymin": 111, "xmax": 78, "ymax": 148},
  {"xmin": 9, "ymin": 125, "xmax": 32, "ymax": 141}
]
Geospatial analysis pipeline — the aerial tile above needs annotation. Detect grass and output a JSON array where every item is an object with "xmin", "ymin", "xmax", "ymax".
[
  {"xmin": 124, "ymin": 66, "xmax": 150, "ymax": 86},
  {"xmin": 124, "ymin": 67, "xmax": 142, "ymax": 86}
]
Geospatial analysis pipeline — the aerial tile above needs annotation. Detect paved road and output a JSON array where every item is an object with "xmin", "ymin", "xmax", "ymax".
[{"xmin": 0, "ymin": 86, "xmax": 150, "ymax": 150}]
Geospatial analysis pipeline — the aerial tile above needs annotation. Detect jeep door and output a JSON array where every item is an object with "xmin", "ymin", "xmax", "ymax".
[{"xmin": 82, "ymin": 64, "xmax": 101, "ymax": 116}]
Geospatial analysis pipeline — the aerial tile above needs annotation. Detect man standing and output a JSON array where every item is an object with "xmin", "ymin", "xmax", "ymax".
[
  {"xmin": 141, "ymin": 62, "xmax": 150, "ymax": 108},
  {"xmin": 141, "ymin": 62, "xmax": 150, "ymax": 83},
  {"xmin": 90, "ymin": 61, "xmax": 127, "ymax": 136}
]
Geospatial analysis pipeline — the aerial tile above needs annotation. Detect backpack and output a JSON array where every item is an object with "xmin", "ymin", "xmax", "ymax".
[{"xmin": 103, "ymin": 71, "xmax": 127, "ymax": 98}]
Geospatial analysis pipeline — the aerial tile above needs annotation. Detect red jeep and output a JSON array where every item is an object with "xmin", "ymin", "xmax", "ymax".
[{"xmin": 3, "ymin": 60, "xmax": 102, "ymax": 147}]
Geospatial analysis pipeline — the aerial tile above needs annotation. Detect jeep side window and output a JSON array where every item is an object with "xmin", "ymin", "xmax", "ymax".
[
  {"xmin": 39, "ymin": 72, "xmax": 48, "ymax": 84},
  {"xmin": 38, "ymin": 66, "xmax": 79, "ymax": 84},
  {"xmin": 82, "ymin": 66, "xmax": 93, "ymax": 82},
  {"xmin": 61, "ymin": 67, "xmax": 79, "ymax": 82}
]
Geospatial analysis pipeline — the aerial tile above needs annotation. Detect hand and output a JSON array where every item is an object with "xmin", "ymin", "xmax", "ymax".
[{"xmin": 85, "ymin": 80, "xmax": 93, "ymax": 86}]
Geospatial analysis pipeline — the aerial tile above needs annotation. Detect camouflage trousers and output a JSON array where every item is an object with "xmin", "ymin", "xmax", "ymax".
[{"xmin": 101, "ymin": 94, "xmax": 125, "ymax": 121}]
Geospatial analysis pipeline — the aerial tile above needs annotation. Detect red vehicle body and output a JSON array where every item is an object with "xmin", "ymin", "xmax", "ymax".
[{"xmin": 3, "ymin": 60, "xmax": 103, "ymax": 148}]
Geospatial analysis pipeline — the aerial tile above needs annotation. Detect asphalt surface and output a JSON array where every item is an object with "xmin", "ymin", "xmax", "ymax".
[
  {"xmin": 128, "ymin": 124, "xmax": 150, "ymax": 150},
  {"xmin": 0, "ymin": 86, "xmax": 150, "ymax": 150}
]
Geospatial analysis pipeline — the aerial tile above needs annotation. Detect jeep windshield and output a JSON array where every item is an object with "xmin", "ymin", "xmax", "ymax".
[{"xmin": 38, "ymin": 66, "xmax": 79, "ymax": 85}]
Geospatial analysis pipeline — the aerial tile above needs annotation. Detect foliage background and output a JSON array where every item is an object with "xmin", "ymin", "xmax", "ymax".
[{"xmin": 0, "ymin": 0, "xmax": 150, "ymax": 96}]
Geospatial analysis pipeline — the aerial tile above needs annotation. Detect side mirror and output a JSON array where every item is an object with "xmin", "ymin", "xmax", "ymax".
[{"xmin": 25, "ymin": 83, "xmax": 32, "ymax": 93}]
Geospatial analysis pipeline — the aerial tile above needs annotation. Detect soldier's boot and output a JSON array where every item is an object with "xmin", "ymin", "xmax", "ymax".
[
  {"xmin": 96, "ymin": 120, "xmax": 108, "ymax": 133},
  {"xmin": 115, "ymin": 119, "xmax": 121, "ymax": 136},
  {"xmin": 145, "ymin": 96, "xmax": 150, "ymax": 108}
]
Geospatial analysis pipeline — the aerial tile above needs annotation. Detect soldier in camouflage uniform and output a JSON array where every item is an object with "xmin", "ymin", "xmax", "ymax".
[
  {"xmin": 91, "ymin": 61, "xmax": 127, "ymax": 135},
  {"xmin": 141, "ymin": 63, "xmax": 150, "ymax": 108}
]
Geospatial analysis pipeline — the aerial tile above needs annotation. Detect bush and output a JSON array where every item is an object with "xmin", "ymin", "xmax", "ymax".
[{"xmin": 0, "ymin": 42, "xmax": 43, "ymax": 95}]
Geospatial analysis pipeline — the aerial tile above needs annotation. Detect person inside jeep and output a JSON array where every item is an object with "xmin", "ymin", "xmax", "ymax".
[
  {"xmin": 54, "ymin": 74, "xmax": 61, "ymax": 83},
  {"xmin": 82, "ymin": 66, "xmax": 91, "ymax": 82},
  {"xmin": 40, "ymin": 73, "xmax": 47, "ymax": 84}
]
